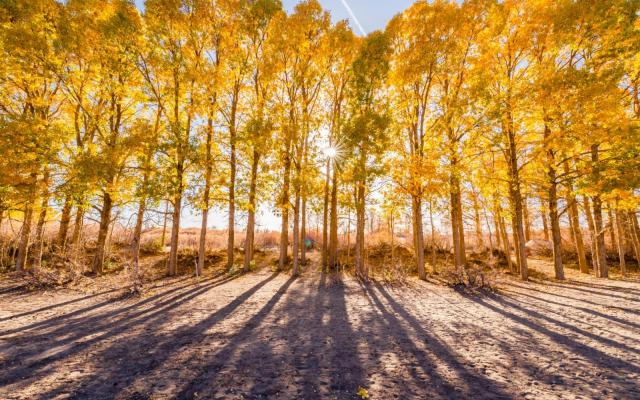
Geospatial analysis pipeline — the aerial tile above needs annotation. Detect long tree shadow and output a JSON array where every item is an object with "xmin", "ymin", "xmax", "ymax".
[
  {"xmin": 459, "ymin": 292, "xmax": 640, "ymax": 398},
  {"xmin": 35, "ymin": 272, "xmax": 282, "ymax": 400},
  {"xmin": 294, "ymin": 273, "xmax": 365, "ymax": 399},
  {"xmin": 501, "ymin": 288, "xmax": 640, "ymax": 332},
  {"xmin": 489, "ymin": 294, "xmax": 640, "ymax": 355},
  {"xmin": 0, "ymin": 283, "xmax": 29, "ymax": 296},
  {"xmin": 1, "ymin": 275, "xmax": 207, "ymax": 336},
  {"xmin": 507, "ymin": 282, "xmax": 640, "ymax": 317},
  {"xmin": 173, "ymin": 274, "xmax": 297, "ymax": 399},
  {"xmin": 0, "ymin": 273, "xmax": 241, "ymax": 388},
  {"xmin": 533, "ymin": 280, "xmax": 640, "ymax": 304},
  {"xmin": 0, "ymin": 286, "xmax": 124, "ymax": 322},
  {"xmin": 366, "ymin": 282, "xmax": 512, "ymax": 400},
  {"xmin": 564, "ymin": 280, "xmax": 640, "ymax": 296},
  {"xmin": 173, "ymin": 272, "xmax": 367, "ymax": 400}
]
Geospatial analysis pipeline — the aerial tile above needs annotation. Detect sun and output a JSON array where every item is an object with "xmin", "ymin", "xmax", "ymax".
[{"xmin": 324, "ymin": 146, "xmax": 338, "ymax": 159}]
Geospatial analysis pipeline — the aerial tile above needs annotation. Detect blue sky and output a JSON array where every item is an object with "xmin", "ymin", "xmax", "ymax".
[
  {"xmin": 134, "ymin": 0, "xmax": 415, "ymax": 34},
  {"xmin": 282, "ymin": 0, "xmax": 414, "ymax": 34}
]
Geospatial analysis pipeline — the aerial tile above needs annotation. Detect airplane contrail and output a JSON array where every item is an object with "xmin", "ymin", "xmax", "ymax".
[{"xmin": 339, "ymin": 0, "xmax": 367, "ymax": 36}]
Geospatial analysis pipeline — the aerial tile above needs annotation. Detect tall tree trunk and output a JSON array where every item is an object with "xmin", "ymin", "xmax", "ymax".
[
  {"xmin": 607, "ymin": 205, "xmax": 616, "ymax": 252},
  {"xmin": 566, "ymin": 197, "xmax": 588, "ymax": 274},
  {"xmin": 493, "ymin": 197, "xmax": 502, "ymax": 252},
  {"xmin": 541, "ymin": 201, "xmax": 550, "ymax": 242},
  {"xmin": 548, "ymin": 181, "xmax": 564, "ymax": 280},
  {"xmin": 506, "ymin": 119, "xmax": 528, "ymax": 280},
  {"xmin": 301, "ymin": 196, "xmax": 307, "ymax": 266},
  {"xmin": 591, "ymin": 145, "xmax": 607, "ymax": 278},
  {"xmin": 473, "ymin": 192, "xmax": 483, "ymax": 249},
  {"xmin": 615, "ymin": 206, "xmax": 627, "ymax": 276},
  {"xmin": 132, "ymin": 109, "xmax": 161, "ymax": 283},
  {"xmin": 545, "ymin": 122, "xmax": 564, "ymax": 280},
  {"xmin": 429, "ymin": 200, "xmax": 437, "ymax": 272},
  {"xmin": 628, "ymin": 211, "xmax": 640, "ymax": 264},
  {"xmin": 497, "ymin": 212, "xmax": 512, "ymax": 273},
  {"xmin": 199, "ymin": 116, "xmax": 215, "ymax": 276},
  {"xmin": 390, "ymin": 214, "xmax": 395, "ymax": 269},
  {"xmin": 483, "ymin": 206, "xmax": 494, "ymax": 256},
  {"xmin": 56, "ymin": 195, "xmax": 72, "ymax": 251},
  {"xmin": 33, "ymin": 169, "xmax": 50, "ymax": 269},
  {"xmin": 449, "ymin": 173, "xmax": 466, "ymax": 268},
  {"xmin": 328, "ymin": 168, "xmax": 338, "ymax": 269},
  {"xmin": 523, "ymin": 195, "xmax": 531, "ymax": 242},
  {"xmin": 16, "ymin": 204, "xmax": 34, "ymax": 272},
  {"xmin": 227, "ymin": 129, "xmax": 236, "ymax": 271},
  {"xmin": 244, "ymin": 149, "xmax": 259, "ymax": 273},
  {"xmin": 292, "ymin": 185, "xmax": 301, "ymax": 276},
  {"xmin": 279, "ymin": 153, "xmax": 291, "ymax": 270},
  {"xmin": 131, "ymin": 196, "xmax": 146, "ymax": 285},
  {"xmin": 412, "ymin": 196, "xmax": 426, "ymax": 280},
  {"xmin": 355, "ymin": 177, "xmax": 366, "ymax": 279},
  {"xmin": 32, "ymin": 182, "xmax": 50, "ymax": 270},
  {"xmin": 583, "ymin": 196, "xmax": 598, "ymax": 271},
  {"xmin": 71, "ymin": 204, "xmax": 84, "ymax": 251},
  {"xmin": 346, "ymin": 208, "xmax": 351, "ymax": 265},
  {"xmin": 322, "ymin": 158, "xmax": 330, "ymax": 271},
  {"xmin": 92, "ymin": 192, "xmax": 113, "ymax": 275},
  {"xmin": 168, "ymin": 191, "xmax": 182, "ymax": 276},
  {"xmin": 592, "ymin": 195, "xmax": 608, "ymax": 278},
  {"xmin": 161, "ymin": 200, "xmax": 168, "ymax": 248}
]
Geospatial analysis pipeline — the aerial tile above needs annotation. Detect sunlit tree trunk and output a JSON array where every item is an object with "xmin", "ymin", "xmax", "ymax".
[
  {"xmin": 132, "ymin": 108, "xmax": 161, "ymax": 283},
  {"xmin": 544, "ymin": 122, "xmax": 564, "ymax": 280},
  {"xmin": 131, "ymin": 197, "xmax": 146, "ymax": 284},
  {"xmin": 564, "ymin": 161, "xmax": 588, "ymax": 273},
  {"xmin": 495, "ymin": 201, "xmax": 513, "ymax": 273},
  {"xmin": 227, "ymin": 84, "xmax": 240, "ymax": 271},
  {"xmin": 16, "ymin": 185, "xmax": 35, "ymax": 272},
  {"xmin": 583, "ymin": 196, "xmax": 598, "ymax": 271},
  {"xmin": 628, "ymin": 210, "xmax": 640, "ymax": 264},
  {"xmin": 279, "ymin": 151, "xmax": 291, "ymax": 270},
  {"xmin": 168, "ymin": 186, "xmax": 183, "ymax": 276},
  {"xmin": 199, "ymin": 116, "xmax": 215, "ymax": 276},
  {"xmin": 412, "ymin": 196, "xmax": 426, "ymax": 280},
  {"xmin": 244, "ymin": 149, "xmax": 260, "ymax": 273},
  {"xmin": 540, "ymin": 202, "xmax": 549, "ymax": 242},
  {"xmin": 505, "ymin": 113, "xmax": 528, "ymax": 280},
  {"xmin": 355, "ymin": 170, "xmax": 366, "ymax": 279},
  {"xmin": 591, "ymin": 145, "xmax": 607, "ymax": 278},
  {"xmin": 56, "ymin": 195, "xmax": 72, "ymax": 251},
  {"xmin": 301, "ymin": 196, "xmax": 307, "ymax": 265},
  {"xmin": 472, "ymin": 192, "xmax": 483, "ymax": 249},
  {"xmin": 32, "ymin": 171, "xmax": 50, "ymax": 269},
  {"xmin": 92, "ymin": 191, "xmax": 113, "ymax": 275},
  {"xmin": 71, "ymin": 204, "xmax": 84, "ymax": 251},
  {"xmin": 592, "ymin": 196, "xmax": 608, "ymax": 278},
  {"xmin": 322, "ymin": 158, "xmax": 330, "ymax": 271},
  {"xmin": 328, "ymin": 168, "xmax": 339, "ymax": 269},
  {"xmin": 160, "ymin": 200, "xmax": 169, "ymax": 248},
  {"xmin": 523, "ymin": 195, "xmax": 531, "ymax": 242},
  {"xmin": 450, "ymin": 171, "xmax": 466, "ymax": 268},
  {"xmin": 567, "ymin": 197, "xmax": 588, "ymax": 274},
  {"xmin": 292, "ymin": 183, "xmax": 301, "ymax": 276},
  {"xmin": 607, "ymin": 205, "xmax": 616, "ymax": 251},
  {"xmin": 615, "ymin": 206, "xmax": 627, "ymax": 276},
  {"xmin": 168, "ymin": 95, "xmax": 190, "ymax": 277},
  {"xmin": 429, "ymin": 199, "xmax": 437, "ymax": 272}
]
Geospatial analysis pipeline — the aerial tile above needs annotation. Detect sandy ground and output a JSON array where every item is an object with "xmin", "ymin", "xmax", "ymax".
[{"xmin": 1, "ymin": 259, "xmax": 639, "ymax": 400}]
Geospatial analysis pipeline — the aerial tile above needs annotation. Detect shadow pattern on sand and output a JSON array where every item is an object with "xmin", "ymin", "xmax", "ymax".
[{"xmin": 1, "ymin": 269, "xmax": 639, "ymax": 399}]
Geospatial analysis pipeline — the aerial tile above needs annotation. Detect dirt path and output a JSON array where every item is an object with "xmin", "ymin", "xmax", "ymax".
[{"xmin": 1, "ymin": 261, "xmax": 639, "ymax": 400}]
